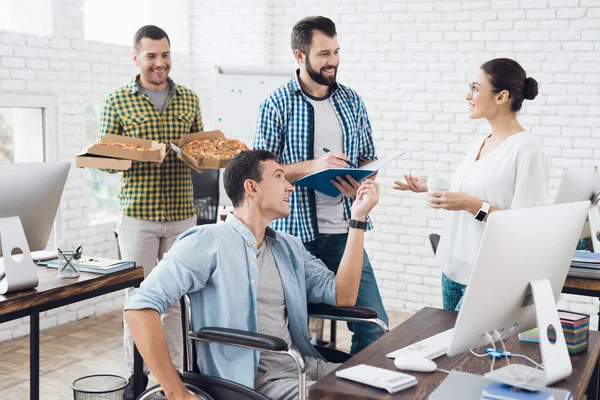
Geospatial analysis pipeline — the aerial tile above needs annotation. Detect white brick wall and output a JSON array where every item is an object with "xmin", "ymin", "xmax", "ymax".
[{"xmin": 0, "ymin": 0, "xmax": 599, "ymax": 341}]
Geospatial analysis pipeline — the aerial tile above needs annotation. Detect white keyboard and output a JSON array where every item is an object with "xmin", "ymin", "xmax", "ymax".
[
  {"xmin": 386, "ymin": 329, "xmax": 454, "ymax": 360},
  {"xmin": 335, "ymin": 364, "xmax": 418, "ymax": 393}
]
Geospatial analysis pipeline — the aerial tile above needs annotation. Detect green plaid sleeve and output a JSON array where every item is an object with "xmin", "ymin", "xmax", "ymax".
[
  {"xmin": 190, "ymin": 94, "xmax": 204, "ymax": 133},
  {"xmin": 97, "ymin": 95, "xmax": 122, "ymax": 174}
]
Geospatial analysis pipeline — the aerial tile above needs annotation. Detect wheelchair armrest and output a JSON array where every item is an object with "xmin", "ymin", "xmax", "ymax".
[
  {"xmin": 192, "ymin": 327, "xmax": 288, "ymax": 352},
  {"xmin": 307, "ymin": 303, "xmax": 378, "ymax": 319}
]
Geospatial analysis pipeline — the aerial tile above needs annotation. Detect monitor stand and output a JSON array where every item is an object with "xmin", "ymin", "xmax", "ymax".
[
  {"xmin": 0, "ymin": 216, "xmax": 39, "ymax": 294},
  {"xmin": 485, "ymin": 278, "xmax": 572, "ymax": 387}
]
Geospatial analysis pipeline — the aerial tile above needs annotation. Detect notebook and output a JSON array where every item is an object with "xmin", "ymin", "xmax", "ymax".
[
  {"xmin": 294, "ymin": 152, "xmax": 406, "ymax": 197},
  {"xmin": 43, "ymin": 258, "xmax": 135, "ymax": 275},
  {"xmin": 428, "ymin": 371, "xmax": 572, "ymax": 400}
]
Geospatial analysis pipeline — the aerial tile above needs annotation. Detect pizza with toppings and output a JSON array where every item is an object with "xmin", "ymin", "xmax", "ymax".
[
  {"xmin": 97, "ymin": 142, "xmax": 155, "ymax": 151},
  {"xmin": 182, "ymin": 138, "xmax": 249, "ymax": 161}
]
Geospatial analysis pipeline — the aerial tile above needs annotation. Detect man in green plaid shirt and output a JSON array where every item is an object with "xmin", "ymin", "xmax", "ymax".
[{"xmin": 97, "ymin": 25, "xmax": 202, "ymax": 398}]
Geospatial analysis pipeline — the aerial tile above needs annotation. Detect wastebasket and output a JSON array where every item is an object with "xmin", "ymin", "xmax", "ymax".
[{"xmin": 71, "ymin": 374, "xmax": 128, "ymax": 400}]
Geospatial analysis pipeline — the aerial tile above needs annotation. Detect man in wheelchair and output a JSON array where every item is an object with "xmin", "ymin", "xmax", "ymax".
[{"xmin": 125, "ymin": 150, "xmax": 381, "ymax": 400}]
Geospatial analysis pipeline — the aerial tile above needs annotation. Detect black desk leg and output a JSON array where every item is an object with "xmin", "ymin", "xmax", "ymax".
[
  {"xmin": 133, "ymin": 344, "xmax": 143, "ymax": 398},
  {"xmin": 587, "ymin": 357, "xmax": 600, "ymax": 400},
  {"xmin": 30, "ymin": 313, "xmax": 39, "ymax": 400}
]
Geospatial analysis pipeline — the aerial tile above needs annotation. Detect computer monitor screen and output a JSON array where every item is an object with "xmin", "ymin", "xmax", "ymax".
[
  {"xmin": 447, "ymin": 201, "xmax": 590, "ymax": 358},
  {"xmin": 555, "ymin": 166, "xmax": 600, "ymax": 204},
  {"xmin": 0, "ymin": 162, "xmax": 70, "ymax": 257}
]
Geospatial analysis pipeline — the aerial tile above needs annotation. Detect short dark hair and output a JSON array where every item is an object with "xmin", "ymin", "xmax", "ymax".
[
  {"xmin": 291, "ymin": 16, "xmax": 337, "ymax": 55},
  {"xmin": 133, "ymin": 25, "xmax": 170, "ymax": 51},
  {"xmin": 223, "ymin": 150, "xmax": 278, "ymax": 207},
  {"xmin": 480, "ymin": 58, "xmax": 539, "ymax": 113}
]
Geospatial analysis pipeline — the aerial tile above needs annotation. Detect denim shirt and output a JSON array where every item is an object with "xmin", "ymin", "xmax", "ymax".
[{"xmin": 124, "ymin": 214, "xmax": 337, "ymax": 389}]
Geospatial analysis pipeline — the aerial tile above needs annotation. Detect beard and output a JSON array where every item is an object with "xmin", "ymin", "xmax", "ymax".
[{"xmin": 305, "ymin": 55, "xmax": 337, "ymax": 87}]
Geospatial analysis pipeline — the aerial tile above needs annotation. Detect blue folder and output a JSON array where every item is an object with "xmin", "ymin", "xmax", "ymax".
[{"xmin": 295, "ymin": 152, "xmax": 406, "ymax": 197}]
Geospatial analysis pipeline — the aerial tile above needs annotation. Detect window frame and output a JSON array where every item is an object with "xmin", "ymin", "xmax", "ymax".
[{"xmin": 0, "ymin": 93, "xmax": 58, "ymax": 163}]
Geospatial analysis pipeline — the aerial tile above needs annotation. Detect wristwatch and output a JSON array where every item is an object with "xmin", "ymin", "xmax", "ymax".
[
  {"xmin": 475, "ymin": 200, "xmax": 491, "ymax": 222},
  {"xmin": 348, "ymin": 219, "xmax": 368, "ymax": 230}
]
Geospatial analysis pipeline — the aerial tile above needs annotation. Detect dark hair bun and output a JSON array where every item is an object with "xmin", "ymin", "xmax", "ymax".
[{"xmin": 523, "ymin": 77, "xmax": 538, "ymax": 100}]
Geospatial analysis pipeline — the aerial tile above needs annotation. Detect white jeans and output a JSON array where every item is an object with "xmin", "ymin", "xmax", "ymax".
[{"xmin": 118, "ymin": 213, "xmax": 196, "ymax": 374}]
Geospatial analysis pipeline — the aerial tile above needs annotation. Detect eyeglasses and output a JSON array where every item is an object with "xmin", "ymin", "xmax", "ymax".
[
  {"xmin": 467, "ymin": 82, "xmax": 479, "ymax": 98},
  {"xmin": 468, "ymin": 82, "xmax": 499, "ymax": 98}
]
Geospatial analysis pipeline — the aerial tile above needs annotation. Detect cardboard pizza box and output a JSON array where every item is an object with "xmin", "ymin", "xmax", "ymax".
[
  {"xmin": 81, "ymin": 134, "xmax": 168, "ymax": 163},
  {"xmin": 171, "ymin": 130, "xmax": 240, "ymax": 172},
  {"xmin": 75, "ymin": 154, "xmax": 133, "ymax": 170}
]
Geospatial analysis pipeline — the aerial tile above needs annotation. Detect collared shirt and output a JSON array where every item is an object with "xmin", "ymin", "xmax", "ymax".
[
  {"xmin": 124, "ymin": 214, "xmax": 337, "ymax": 389},
  {"xmin": 253, "ymin": 71, "xmax": 377, "ymax": 242},
  {"xmin": 98, "ymin": 75, "xmax": 203, "ymax": 222}
]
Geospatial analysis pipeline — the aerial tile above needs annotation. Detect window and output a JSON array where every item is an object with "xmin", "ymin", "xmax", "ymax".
[
  {"xmin": 82, "ymin": 0, "xmax": 190, "ymax": 53},
  {"xmin": 0, "ymin": 108, "xmax": 45, "ymax": 163},
  {"xmin": 0, "ymin": 94, "xmax": 56, "ymax": 163},
  {"xmin": 0, "ymin": 94, "xmax": 58, "ymax": 249},
  {"xmin": 0, "ymin": 0, "xmax": 52, "ymax": 36},
  {"xmin": 85, "ymin": 105, "xmax": 121, "ymax": 224}
]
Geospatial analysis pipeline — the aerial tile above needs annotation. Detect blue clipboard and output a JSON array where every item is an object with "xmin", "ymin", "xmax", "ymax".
[{"xmin": 295, "ymin": 152, "xmax": 406, "ymax": 197}]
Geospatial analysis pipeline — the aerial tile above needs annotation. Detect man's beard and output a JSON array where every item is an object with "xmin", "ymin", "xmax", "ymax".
[{"xmin": 305, "ymin": 55, "xmax": 337, "ymax": 87}]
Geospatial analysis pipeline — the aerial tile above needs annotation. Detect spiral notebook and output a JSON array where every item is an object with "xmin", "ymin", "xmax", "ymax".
[{"xmin": 428, "ymin": 371, "xmax": 572, "ymax": 400}]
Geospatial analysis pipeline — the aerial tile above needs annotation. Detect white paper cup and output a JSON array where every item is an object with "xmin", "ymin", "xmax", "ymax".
[{"xmin": 427, "ymin": 177, "xmax": 451, "ymax": 193}]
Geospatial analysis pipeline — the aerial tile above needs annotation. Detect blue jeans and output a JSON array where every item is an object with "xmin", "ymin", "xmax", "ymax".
[
  {"xmin": 441, "ymin": 273, "xmax": 466, "ymax": 311},
  {"xmin": 304, "ymin": 233, "xmax": 389, "ymax": 354}
]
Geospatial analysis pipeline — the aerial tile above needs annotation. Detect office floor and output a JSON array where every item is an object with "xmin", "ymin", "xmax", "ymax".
[{"xmin": 0, "ymin": 309, "xmax": 411, "ymax": 399}]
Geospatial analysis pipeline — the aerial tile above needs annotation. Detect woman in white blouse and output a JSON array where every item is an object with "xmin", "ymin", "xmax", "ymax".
[{"xmin": 394, "ymin": 58, "xmax": 550, "ymax": 311}]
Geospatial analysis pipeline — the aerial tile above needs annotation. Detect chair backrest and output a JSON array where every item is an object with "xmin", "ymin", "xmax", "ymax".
[
  {"xmin": 429, "ymin": 233, "xmax": 440, "ymax": 255},
  {"xmin": 190, "ymin": 169, "xmax": 220, "ymax": 225}
]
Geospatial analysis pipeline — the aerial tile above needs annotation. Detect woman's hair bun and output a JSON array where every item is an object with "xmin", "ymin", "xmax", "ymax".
[{"xmin": 523, "ymin": 77, "xmax": 538, "ymax": 100}]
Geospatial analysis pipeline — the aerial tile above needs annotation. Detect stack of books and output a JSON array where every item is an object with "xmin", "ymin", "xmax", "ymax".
[
  {"xmin": 568, "ymin": 250, "xmax": 600, "ymax": 278},
  {"xmin": 518, "ymin": 311, "xmax": 589, "ymax": 355}
]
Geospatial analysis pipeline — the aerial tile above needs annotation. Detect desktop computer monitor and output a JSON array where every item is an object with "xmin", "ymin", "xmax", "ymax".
[
  {"xmin": 447, "ymin": 201, "xmax": 590, "ymax": 386},
  {"xmin": 0, "ymin": 162, "xmax": 70, "ymax": 257},
  {"xmin": 554, "ymin": 166, "xmax": 600, "ymax": 205},
  {"xmin": 554, "ymin": 166, "xmax": 600, "ymax": 252}
]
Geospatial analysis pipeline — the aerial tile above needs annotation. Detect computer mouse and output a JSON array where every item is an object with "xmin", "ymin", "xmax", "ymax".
[{"xmin": 394, "ymin": 355, "xmax": 437, "ymax": 373}]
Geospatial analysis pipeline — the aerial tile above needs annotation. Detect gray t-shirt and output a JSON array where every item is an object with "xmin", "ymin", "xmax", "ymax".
[
  {"xmin": 138, "ymin": 82, "xmax": 174, "ymax": 113},
  {"xmin": 306, "ymin": 92, "xmax": 348, "ymax": 234},
  {"xmin": 256, "ymin": 238, "xmax": 297, "ymax": 375}
]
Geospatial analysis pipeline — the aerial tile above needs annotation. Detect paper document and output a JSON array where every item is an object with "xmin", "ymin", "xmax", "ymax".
[{"xmin": 295, "ymin": 152, "xmax": 406, "ymax": 197}]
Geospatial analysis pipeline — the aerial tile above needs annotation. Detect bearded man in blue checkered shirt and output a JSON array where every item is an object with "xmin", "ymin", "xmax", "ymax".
[
  {"xmin": 97, "ymin": 25, "xmax": 203, "ymax": 398},
  {"xmin": 253, "ymin": 16, "xmax": 388, "ymax": 354}
]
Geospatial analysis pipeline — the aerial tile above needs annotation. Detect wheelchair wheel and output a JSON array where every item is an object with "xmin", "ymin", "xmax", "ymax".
[{"xmin": 136, "ymin": 383, "xmax": 215, "ymax": 400}]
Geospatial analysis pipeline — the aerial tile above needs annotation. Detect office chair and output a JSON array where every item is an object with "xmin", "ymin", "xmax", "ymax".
[
  {"xmin": 191, "ymin": 169, "xmax": 220, "ymax": 225},
  {"xmin": 429, "ymin": 233, "xmax": 440, "ymax": 255},
  {"xmin": 137, "ymin": 295, "xmax": 389, "ymax": 400}
]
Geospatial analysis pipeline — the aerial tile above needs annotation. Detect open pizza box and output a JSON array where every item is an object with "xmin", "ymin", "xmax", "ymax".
[
  {"xmin": 171, "ymin": 130, "xmax": 236, "ymax": 173},
  {"xmin": 76, "ymin": 134, "xmax": 168, "ymax": 170}
]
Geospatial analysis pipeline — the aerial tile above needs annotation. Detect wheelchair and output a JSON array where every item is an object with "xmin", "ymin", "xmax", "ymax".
[{"xmin": 137, "ymin": 295, "xmax": 388, "ymax": 400}]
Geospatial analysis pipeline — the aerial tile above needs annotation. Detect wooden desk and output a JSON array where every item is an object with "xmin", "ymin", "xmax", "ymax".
[
  {"xmin": 0, "ymin": 266, "xmax": 144, "ymax": 400},
  {"xmin": 310, "ymin": 307, "xmax": 600, "ymax": 400},
  {"xmin": 564, "ymin": 277, "xmax": 600, "ymax": 319}
]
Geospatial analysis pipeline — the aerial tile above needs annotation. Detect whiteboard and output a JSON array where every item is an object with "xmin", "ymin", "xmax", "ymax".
[{"xmin": 213, "ymin": 65, "xmax": 294, "ymax": 206}]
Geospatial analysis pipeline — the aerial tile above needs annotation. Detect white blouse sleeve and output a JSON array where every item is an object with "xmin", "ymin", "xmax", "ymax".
[{"xmin": 510, "ymin": 150, "xmax": 550, "ymax": 209}]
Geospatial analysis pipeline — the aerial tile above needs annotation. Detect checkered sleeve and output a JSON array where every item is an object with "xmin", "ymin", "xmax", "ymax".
[
  {"xmin": 98, "ymin": 95, "xmax": 122, "ymax": 140},
  {"xmin": 357, "ymin": 99, "xmax": 377, "ymax": 162},
  {"xmin": 190, "ymin": 94, "xmax": 204, "ymax": 133},
  {"xmin": 253, "ymin": 99, "xmax": 284, "ymax": 160},
  {"xmin": 97, "ymin": 95, "xmax": 122, "ymax": 174}
]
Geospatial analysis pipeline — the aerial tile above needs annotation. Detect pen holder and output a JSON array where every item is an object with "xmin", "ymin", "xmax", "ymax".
[{"xmin": 57, "ymin": 250, "xmax": 80, "ymax": 278}]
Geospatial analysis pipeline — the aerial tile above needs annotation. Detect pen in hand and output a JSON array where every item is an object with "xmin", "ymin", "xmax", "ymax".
[{"xmin": 322, "ymin": 147, "xmax": 357, "ymax": 168}]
